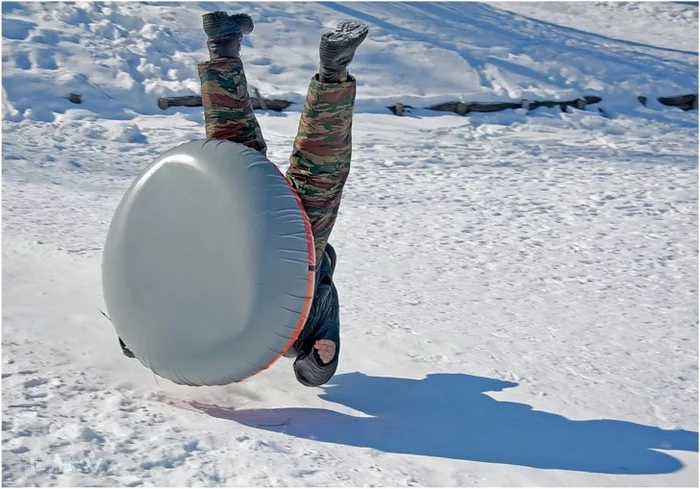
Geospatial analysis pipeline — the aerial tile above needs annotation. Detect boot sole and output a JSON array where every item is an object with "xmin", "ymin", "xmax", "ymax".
[
  {"xmin": 322, "ymin": 21, "xmax": 368, "ymax": 47},
  {"xmin": 230, "ymin": 13, "xmax": 254, "ymax": 35},
  {"xmin": 320, "ymin": 21, "xmax": 369, "ymax": 65},
  {"xmin": 203, "ymin": 12, "xmax": 254, "ymax": 38}
]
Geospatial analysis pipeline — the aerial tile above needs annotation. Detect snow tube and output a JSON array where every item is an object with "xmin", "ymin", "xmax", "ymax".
[{"xmin": 102, "ymin": 140, "xmax": 315, "ymax": 386}]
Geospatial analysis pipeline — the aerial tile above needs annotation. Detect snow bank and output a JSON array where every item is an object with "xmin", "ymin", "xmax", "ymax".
[{"xmin": 1, "ymin": 1, "xmax": 697, "ymax": 124}]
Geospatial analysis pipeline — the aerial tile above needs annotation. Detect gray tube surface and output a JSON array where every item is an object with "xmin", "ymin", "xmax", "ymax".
[{"xmin": 102, "ymin": 140, "xmax": 314, "ymax": 385}]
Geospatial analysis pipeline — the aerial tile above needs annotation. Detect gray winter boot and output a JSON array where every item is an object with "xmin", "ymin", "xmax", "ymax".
[
  {"xmin": 202, "ymin": 11, "xmax": 254, "ymax": 60},
  {"xmin": 319, "ymin": 21, "xmax": 369, "ymax": 83}
]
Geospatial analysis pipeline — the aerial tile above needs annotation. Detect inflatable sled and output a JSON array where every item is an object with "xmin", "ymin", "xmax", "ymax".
[{"xmin": 102, "ymin": 140, "xmax": 315, "ymax": 386}]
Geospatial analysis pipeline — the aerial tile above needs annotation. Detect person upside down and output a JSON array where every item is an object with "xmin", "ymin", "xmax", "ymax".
[{"xmin": 119, "ymin": 12, "xmax": 369, "ymax": 387}]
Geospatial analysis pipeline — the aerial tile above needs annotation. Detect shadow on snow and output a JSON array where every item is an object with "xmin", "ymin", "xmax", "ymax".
[{"xmin": 191, "ymin": 372, "xmax": 697, "ymax": 475}]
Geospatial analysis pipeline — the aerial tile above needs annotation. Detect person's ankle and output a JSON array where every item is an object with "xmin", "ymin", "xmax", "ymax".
[
  {"xmin": 207, "ymin": 35, "xmax": 242, "ymax": 60},
  {"xmin": 316, "ymin": 71, "xmax": 351, "ymax": 83}
]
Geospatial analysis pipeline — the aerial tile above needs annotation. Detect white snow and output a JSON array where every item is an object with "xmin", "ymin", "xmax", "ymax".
[{"xmin": 2, "ymin": 1, "xmax": 698, "ymax": 487}]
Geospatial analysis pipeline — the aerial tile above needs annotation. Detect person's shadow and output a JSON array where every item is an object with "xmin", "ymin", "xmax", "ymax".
[{"xmin": 191, "ymin": 372, "xmax": 697, "ymax": 474}]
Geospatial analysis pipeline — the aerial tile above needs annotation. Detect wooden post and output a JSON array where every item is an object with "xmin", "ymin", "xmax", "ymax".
[
  {"xmin": 158, "ymin": 95, "xmax": 203, "ymax": 110},
  {"xmin": 253, "ymin": 87, "xmax": 268, "ymax": 111},
  {"xmin": 157, "ymin": 95, "xmax": 293, "ymax": 112}
]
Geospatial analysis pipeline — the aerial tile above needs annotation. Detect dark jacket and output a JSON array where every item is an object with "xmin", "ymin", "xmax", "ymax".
[{"xmin": 283, "ymin": 243, "xmax": 340, "ymax": 387}]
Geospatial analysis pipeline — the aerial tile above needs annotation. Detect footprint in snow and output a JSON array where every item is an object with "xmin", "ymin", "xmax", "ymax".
[
  {"xmin": 22, "ymin": 378, "xmax": 48, "ymax": 389},
  {"xmin": 2, "ymin": 18, "xmax": 37, "ymax": 40}
]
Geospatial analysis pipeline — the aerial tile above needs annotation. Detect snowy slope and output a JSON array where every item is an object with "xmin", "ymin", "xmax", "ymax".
[
  {"xmin": 2, "ymin": 1, "xmax": 698, "ymax": 487},
  {"xmin": 1, "ymin": 0, "xmax": 698, "ymax": 123},
  {"xmin": 493, "ymin": 1, "xmax": 699, "ymax": 53}
]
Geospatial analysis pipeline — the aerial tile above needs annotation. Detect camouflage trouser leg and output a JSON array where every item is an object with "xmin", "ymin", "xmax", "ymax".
[
  {"xmin": 197, "ymin": 58, "xmax": 267, "ymax": 155},
  {"xmin": 286, "ymin": 76, "xmax": 356, "ymax": 267}
]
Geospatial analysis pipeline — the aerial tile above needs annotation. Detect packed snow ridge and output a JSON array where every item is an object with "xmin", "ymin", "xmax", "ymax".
[{"xmin": 1, "ymin": 1, "xmax": 697, "ymax": 124}]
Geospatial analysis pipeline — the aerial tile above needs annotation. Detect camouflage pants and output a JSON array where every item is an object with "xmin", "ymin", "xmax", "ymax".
[{"xmin": 198, "ymin": 58, "xmax": 355, "ymax": 266}]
